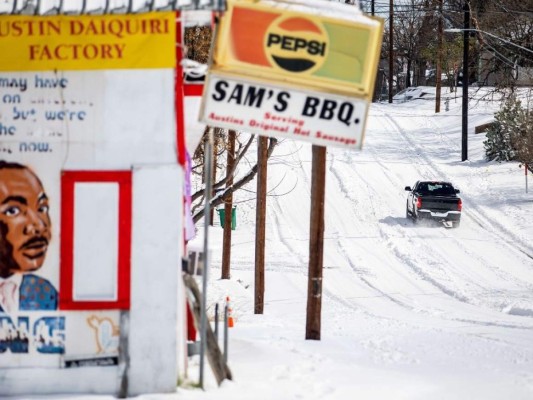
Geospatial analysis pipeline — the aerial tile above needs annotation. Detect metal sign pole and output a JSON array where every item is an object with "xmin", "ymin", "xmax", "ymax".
[
  {"xmin": 526, "ymin": 163, "xmax": 529, "ymax": 194},
  {"xmin": 199, "ymin": 128, "xmax": 214, "ymax": 389}
]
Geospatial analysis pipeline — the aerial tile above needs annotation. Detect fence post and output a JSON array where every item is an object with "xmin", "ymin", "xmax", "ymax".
[
  {"xmin": 224, "ymin": 304, "xmax": 229, "ymax": 364},
  {"xmin": 214, "ymin": 303, "xmax": 219, "ymax": 342}
]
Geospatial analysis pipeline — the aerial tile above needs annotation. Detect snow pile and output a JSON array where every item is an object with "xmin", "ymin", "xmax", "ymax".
[{"xmin": 182, "ymin": 85, "xmax": 533, "ymax": 399}]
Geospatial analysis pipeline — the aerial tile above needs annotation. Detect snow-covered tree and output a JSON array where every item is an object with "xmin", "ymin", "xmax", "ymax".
[
  {"xmin": 510, "ymin": 103, "xmax": 533, "ymax": 171},
  {"xmin": 484, "ymin": 94, "xmax": 533, "ymax": 169},
  {"xmin": 484, "ymin": 96, "xmax": 522, "ymax": 161}
]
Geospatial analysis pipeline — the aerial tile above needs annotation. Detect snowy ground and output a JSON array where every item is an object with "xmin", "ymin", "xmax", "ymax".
[
  {"xmin": 15, "ymin": 86, "xmax": 533, "ymax": 399},
  {"xmin": 180, "ymin": 86, "xmax": 533, "ymax": 400}
]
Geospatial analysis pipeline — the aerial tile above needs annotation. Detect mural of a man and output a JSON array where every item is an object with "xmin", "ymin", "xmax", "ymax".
[{"xmin": 0, "ymin": 161, "xmax": 58, "ymax": 312}]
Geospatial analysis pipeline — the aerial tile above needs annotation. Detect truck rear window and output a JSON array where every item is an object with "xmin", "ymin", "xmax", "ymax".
[{"xmin": 418, "ymin": 182, "xmax": 456, "ymax": 196}]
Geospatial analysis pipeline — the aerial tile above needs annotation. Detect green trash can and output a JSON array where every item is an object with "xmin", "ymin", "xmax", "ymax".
[{"xmin": 217, "ymin": 206, "xmax": 236, "ymax": 230}]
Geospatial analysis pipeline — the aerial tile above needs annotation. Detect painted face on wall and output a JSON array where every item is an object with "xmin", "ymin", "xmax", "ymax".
[{"xmin": 0, "ymin": 167, "xmax": 51, "ymax": 277}]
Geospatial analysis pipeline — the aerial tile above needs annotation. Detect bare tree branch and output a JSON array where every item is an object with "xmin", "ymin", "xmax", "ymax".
[
  {"xmin": 191, "ymin": 134, "xmax": 255, "ymax": 202},
  {"xmin": 192, "ymin": 137, "xmax": 278, "ymax": 224}
]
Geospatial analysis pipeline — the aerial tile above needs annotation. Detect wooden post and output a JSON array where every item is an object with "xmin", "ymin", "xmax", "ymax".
[
  {"xmin": 221, "ymin": 130, "xmax": 236, "ymax": 279},
  {"xmin": 371, "ymin": 0, "xmax": 378, "ymax": 102},
  {"xmin": 435, "ymin": 0, "xmax": 443, "ymax": 113},
  {"xmin": 462, "ymin": 0, "xmax": 469, "ymax": 162},
  {"xmin": 183, "ymin": 274, "xmax": 232, "ymax": 385},
  {"xmin": 306, "ymin": 145, "xmax": 326, "ymax": 340},
  {"xmin": 255, "ymin": 136, "xmax": 268, "ymax": 314},
  {"xmin": 210, "ymin": 130, "xmax": 218, "ymax": 225}
]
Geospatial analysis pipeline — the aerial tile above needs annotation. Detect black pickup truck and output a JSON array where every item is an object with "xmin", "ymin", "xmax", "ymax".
[{"xmin": 405, "ymin": 181, "xmax": 462, "ymax": 228}]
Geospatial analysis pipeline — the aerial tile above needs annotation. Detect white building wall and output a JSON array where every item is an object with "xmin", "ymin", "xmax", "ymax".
[
  {"xmin": 128, "ymin": 164, "xmax": 183, "ymax": 395},
  {"xmin": 0, "ymin": 165, "xmax": 184, "ymax": 396}
]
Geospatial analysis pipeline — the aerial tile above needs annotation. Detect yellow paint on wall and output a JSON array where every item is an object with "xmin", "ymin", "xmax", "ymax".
[{"xmin": 0, "ymin": 12, "xmax": 176, "ymax": 71}]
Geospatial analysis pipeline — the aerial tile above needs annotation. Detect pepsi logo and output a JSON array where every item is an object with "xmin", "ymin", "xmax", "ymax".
[{"xmin": 264, "ymin": 16, "xmax": 328, "ymax": 73}]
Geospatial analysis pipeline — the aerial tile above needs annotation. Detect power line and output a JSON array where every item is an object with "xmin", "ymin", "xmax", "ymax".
[{"xmin": 483, "ymin": 41, "xmax": 533, "ymax": 64}]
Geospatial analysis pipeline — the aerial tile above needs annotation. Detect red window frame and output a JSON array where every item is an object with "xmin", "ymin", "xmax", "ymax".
[
  {"xmin": 175, "ymin": 10, "xmax": 187, "ymax": 166},
  {"xmin": 60, "ymin": 170, "xmax": 132, "ymax": 310},
  {"xmin": 175, "ymin": 11, "xmax": 212, "ymax": 164}
]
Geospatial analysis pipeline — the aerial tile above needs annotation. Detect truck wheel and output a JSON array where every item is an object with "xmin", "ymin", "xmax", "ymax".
[
  {"xmin": 452, "ymin": 220, "xmax": 461, "ymax": 228},
  {"xmin": 406, "ymin": 202, "xmax": 411, "ymax": 219}
]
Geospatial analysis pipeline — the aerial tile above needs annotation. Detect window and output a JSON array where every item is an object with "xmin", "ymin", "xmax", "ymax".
[{"xmin": 60, "ymin": 171, "xmax": 132, "ymax": 310}]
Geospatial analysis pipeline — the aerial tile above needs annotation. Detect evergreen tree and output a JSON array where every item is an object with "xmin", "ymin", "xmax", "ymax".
[
  {"xmin": 484, "ymin": 96, "xmax": 524, "ymax": 161},
  {"xmin": 511, "ymin": 107, "xmax": 533, "ymax": 171}
]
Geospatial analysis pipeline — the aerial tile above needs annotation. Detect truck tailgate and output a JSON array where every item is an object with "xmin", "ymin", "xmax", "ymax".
[{"xmin": 421, "ymin": 196, "xmax": 461, "ymax": 212}]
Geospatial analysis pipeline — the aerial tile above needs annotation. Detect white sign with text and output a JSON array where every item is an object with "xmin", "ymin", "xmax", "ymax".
[{"xmin": 200, "ymin": 73, "xmax": 369, "ymax": 149}]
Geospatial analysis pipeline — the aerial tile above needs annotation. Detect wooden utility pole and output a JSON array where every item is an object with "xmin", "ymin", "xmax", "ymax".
[
  {"xmin": 371, "ymin": 0, "xmax": 378, "ymax": 102},
  {"xmin": 221, "ymin": 130, "xmax": 236, "ymax": 279},
  {"xmin": 305, "ymin": 145, "xmax": 326, "ymax": 340},
  {"xmin": 462, "ymin": 0, "xmax": 469, "ymax": 162},
  {"xmin": 435, "ymin": 0, "xmax": 443, "ymax": 113},
  {"xmin": 388, "ymin": 0, "xmax": 394, "ymax": 103},
  {"xmin": 210, "ymin": 130, "xmax": 218, "ymax": 225},
  {"xmin": 254, "ymin": 136, "xmax": 268, "ymax": 314}
]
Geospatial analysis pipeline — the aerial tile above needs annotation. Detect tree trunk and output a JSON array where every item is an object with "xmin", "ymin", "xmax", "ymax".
[
  {"xmin": 221, "ymin": 130, "xmax": 236, "ymax": 280},
  {"xmin": 254, "ymin": 136, "xmax": 268, "ymax": 314},
  {"xmin": 183, "ymin": 274, "xmax": 232, "ymax": 385}
]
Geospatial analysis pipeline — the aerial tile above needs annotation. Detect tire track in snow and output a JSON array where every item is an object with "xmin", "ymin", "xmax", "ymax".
[
  {"xmin": 378, "ymin": 112, "xmax": 533, "ymax": 288},
  {"xmin": 326, "ymin": 149, "xmax": 462, "ymax": 316},
  {"xmin": 268, "ymin": 142, "xmax": 311, "ymax": 268},
  {"xmin": 383, "ymin": 112, "xmax": 533, "ymax": 261},
  {"xmin": 328, "ymin": 153, "xmax": 533, "ymax": 330},
  {"xmin": 333, "ymin": 154, "xmax": 484, "ymax": 301},
  {"xmin": 378, "ymin": 111, "xmax": 533, "ymax": 310},
  {"xmin": 419, "ymin": 112, "xmax": 532, "ymax": 261},
  {"xmin": 268, "ymin": 197, "xmax": 306, "ymax": 266},
  {"xmin": 322, "ymin": 151, "xmax": 433, "ymax": 321},
  {"xmin": 325, "ymin": 110, "xmax": 533, "ymax": 325}
]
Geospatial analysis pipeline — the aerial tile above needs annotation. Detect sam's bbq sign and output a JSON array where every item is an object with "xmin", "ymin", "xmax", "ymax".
[{"xmin": 201, "ymin": 72, "xmax": 368, "ymax": 149}]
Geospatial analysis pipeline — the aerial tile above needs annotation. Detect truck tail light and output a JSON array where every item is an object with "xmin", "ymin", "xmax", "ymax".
[
  {"xmin": 416, "ymin": 197, "xmax": 422, "ymax": 209},
  {"xmin": 458, "ymin": 198, "xmax": 462, "ymax": 211}
]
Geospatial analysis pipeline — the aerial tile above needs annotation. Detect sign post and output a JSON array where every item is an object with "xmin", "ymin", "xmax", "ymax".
[
  {"xmin": 200, "ymin": 0, "xmax": 384, "ymax": 339},
  {"xmin": 526, "ymin": 163, "xmax": 529, "ymax": 194}
]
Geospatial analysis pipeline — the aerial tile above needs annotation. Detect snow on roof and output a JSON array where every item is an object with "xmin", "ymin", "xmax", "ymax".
[{"xmin": 258, "ymin": 0, "xmax": 381, "ymax": 26}]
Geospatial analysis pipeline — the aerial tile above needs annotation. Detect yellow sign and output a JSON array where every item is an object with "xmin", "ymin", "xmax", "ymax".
[
  {"xmin": 0, "ymin": 12, "xmax": 176, "ymax": 71},
  {"xmin": 212, "ymin": 0, "xmax": 383, "ymax": 99}
]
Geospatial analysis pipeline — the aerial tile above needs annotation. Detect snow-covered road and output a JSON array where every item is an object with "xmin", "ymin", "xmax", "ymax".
[{"xmin": 187, "ymin": 89, "xmax": 533, "ymax": 399}]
